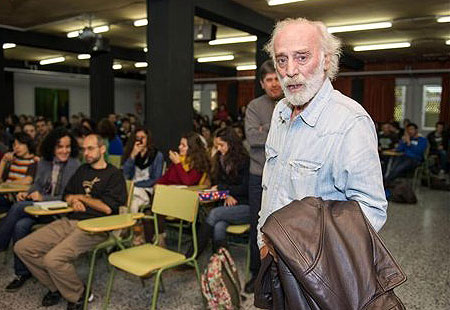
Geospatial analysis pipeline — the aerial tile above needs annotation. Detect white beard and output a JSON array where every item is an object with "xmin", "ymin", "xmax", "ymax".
[{"xmin": 278, "ymin": 59, "xmax": 326, "ymax": 107}]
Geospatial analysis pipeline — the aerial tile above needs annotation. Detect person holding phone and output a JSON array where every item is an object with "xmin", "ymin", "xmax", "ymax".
[{"xmin": 122, "ymin": 127, "xmax": 164, "ymax": 213}]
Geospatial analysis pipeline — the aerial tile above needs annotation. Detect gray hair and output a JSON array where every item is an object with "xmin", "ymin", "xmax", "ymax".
[{"xmin": 264, "ymin": 18, "xmax": 342, "ymax": 80}]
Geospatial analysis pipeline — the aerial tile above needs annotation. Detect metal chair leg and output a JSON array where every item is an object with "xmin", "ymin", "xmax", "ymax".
[
  {"xmin": 151, "ymin": 270, "xmax": 163, "ymax": 310},
  {"xmin": 84, "ymin": 248, "xmax": 99, "ymax": 310},
  {"xmin": 103, "ymin": 267, "xmax": 116, "ymax": 310}
]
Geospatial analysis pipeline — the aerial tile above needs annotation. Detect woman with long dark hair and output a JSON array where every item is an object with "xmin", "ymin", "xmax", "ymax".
[
  {"xmin": 0, "ymin": 127, "xmax": 80, "ymax": 291},
  {"xmin": 186, "ymin": 127, "xmax": 250, "ymax": 257},
  {"xmin": 157, "ymin": 132, "xmax": 210, "ymax": 186},
  {"xmin": 122, "ymin": 126, "xmax": 164, "ymax": 213}
]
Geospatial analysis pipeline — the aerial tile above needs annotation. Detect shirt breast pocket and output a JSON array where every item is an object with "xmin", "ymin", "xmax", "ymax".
[{"xmin": 289, "ymin": 159, "xmax": 323, "ymax": 199}]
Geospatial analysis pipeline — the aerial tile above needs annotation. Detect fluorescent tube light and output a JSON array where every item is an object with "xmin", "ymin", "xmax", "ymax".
[
  {"xmin": 437, "ymin": 16, "xmax": 450, "ymax": 23},
  {"xmin": 77, "ymin": 54, "xmax": 91, "ymax": 60},
  {"xmin": 446, "ymin": 40, "xmax": 450, "ymax": 45},
  {"xmin": 209, "ymin": 35, "xmax": 257, "ymax": 45},
  {"xmin": 236, "ymin": 64, "xmax": 257, "ymax": 71},
  {"xmin": 67, "ymin": 30, "xmax": 81, "ymax": 38},
  {"xmin": 2, "ymin": 43, "xmax": 16, "ymax": 49},
  {"xmin": 134, "ymin": 19, "xmax": 148, "ymax": 27},
  {"xmin": 353, "ymin": 42, "xmax": 411, "ymax": 51},
  {"xmin": 134, "ymin": 62, "xmax": 148, "ymax": 68},
  {"xmin": 93, "ymin": 25, "xmax": 109, "ymax": 34},
  {"xmin": 39, "ymin": 57, "xmax": 66, "ymax": 65},
  {"xmin": 197, "ymin": 55, "xmax": 234, "ymax": 63},
  {"xmin": 267, "ymin": 0, "xmax": 305, "ymax": 5},
  {"xmin": 113, "ymin": 64, "xmax": 122, "ymax": 70},
  {"xmin": 327, "ymin": 22, "xmax": 392, "ymax": 33}
]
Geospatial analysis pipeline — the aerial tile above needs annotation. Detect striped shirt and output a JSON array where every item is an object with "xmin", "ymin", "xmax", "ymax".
[{"xmin": 6, "ymin": 157, "xmax": 37, "ymax": 181}]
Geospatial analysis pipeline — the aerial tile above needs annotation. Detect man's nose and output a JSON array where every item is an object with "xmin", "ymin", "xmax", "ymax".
[{"xmin": 286, "ymin": 58, "xmax": 298, "ymax": 78}]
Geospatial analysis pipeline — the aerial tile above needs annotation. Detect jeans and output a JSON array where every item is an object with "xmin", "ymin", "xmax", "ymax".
[
  {"xmin": 384, "ymin": 156, "xmax": 420, "ymax": 183},
  {"xmin": 0, "ymin": 201, "xmax": 39, "ymax": 276},
  {"xmin": 205, "ymin": 204, "xmax": 250, "ymax": 244},
  {"xmin": 248, "ymin": 174, "xmax": 263, "ymax": 277}
]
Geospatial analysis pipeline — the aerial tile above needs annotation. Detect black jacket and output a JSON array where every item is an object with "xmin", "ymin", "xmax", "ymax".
[{"xmin": 255, "ymin": 197, "xmax": 406, "ymax": 310}]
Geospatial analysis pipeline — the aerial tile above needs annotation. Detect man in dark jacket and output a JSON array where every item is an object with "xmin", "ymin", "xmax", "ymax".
[
  {"xmin": 427, "ymin": 121, "xmax": 448, "ymax": 175},
  {"xmin": 14, "ymin": 134, "xmax": 126, "ymax": 310}
]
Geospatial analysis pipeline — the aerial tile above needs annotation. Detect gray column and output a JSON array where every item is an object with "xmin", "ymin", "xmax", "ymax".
[
  {"xmin": 146, "ymin": 0, "xmax": 194, "ymax": 155},
  {"xmin": 90, "ymin": 52, "xmax": 114, "ymax": 121}
]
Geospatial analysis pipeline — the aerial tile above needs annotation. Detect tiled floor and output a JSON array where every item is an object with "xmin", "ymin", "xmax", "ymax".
[{"xmin": 0, "ymin": 186, "xmax": 449, "ymax": 309}]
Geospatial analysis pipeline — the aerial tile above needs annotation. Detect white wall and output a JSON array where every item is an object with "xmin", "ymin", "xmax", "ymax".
[{"xmin": 13, "ymin": 70, "xmax": 145, "ymax": 119}]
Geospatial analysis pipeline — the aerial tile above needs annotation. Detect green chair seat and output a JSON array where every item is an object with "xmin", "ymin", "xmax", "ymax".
[
  {"xmin": 226, "ymin": 224, "xmax": 250, "ymax": 234},
  {"xmin": 109, "ymin": 244, "xmax": 186, "ymax": 277}
]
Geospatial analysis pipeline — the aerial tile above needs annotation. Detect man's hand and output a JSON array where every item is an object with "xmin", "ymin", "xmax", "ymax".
[
  {"xmin": 224, "ymin": 196, "xmax": 237, "ymax": 207},
  {"xmin": 28, "ymin": 191, "xmax": 43, "ymax": 202},
  {"xmin": 402, "ymin": 133, "xmax": 410, "ymax": 145},
  {"xmin": 66, "ymin": 194, "xmax": 83, "ymax": 204},
  {"xmin": 16, "ymin": 192, "xmax": 28, "ymax": 201},
  {"xmin": 71, "ymin": 199, "xmax": 86, "ymax": 212}
]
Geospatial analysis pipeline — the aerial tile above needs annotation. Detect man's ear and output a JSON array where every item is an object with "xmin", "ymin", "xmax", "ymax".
[
  {"xmin": 324, "ymin": 54, "xmax": 331, "ymax": 71},
  {"xmin": 260, "ymin": 79, "xmax": 265, "ymax": 89}
]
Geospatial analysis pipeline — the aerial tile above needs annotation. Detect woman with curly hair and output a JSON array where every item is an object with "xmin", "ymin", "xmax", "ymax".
[
  {"xmin": 186, "ymin": 127, "xmax": 250, "ymax": 257},
  {"xmin": 0, "ymin": 127, "xmax": 80, "ymax": 291},
  {"xmin": 157, "ymin": 132, "xmax": 210, "ymax": 186}
]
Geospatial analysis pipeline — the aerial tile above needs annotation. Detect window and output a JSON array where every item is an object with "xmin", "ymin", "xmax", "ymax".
[
  {"xmin": 422, "ymin": 85, "xmax": 442, "ymax": 130},
  {"xmin": 394, "ymin": 85, "xmax": 406, "ymax": 122},
  {"xmin": 193, "ymin": 90, "xmax": 201, "ymax": 113},
  {"xmin": 210, "ymin": 90, "xmax": 217, "ymax": 111}
]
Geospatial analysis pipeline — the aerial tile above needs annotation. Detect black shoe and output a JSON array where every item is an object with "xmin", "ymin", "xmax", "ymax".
[
  {"xmin": 42, "ymin": 290, "xmax": 61, "ymax": 307},
  {"xmin": 244, "ymin": 276, "xmax": 256, "ymax": 294},
  {"xmin": 67, "ymin": 288, "xmax": 94, "ymax": 310},
  {"xmin": 5, "ymin": 274, "xmax": 31, "ymax": 292}
]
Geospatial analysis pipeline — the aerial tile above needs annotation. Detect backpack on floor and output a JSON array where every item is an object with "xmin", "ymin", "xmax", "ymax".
[
  {"xmin": 201, "ymin": 247, "xmax": 241, "ymax": 310},
  {"xmin": 388, "ymin": 180, "xmax": 417, "ymax": 204}
]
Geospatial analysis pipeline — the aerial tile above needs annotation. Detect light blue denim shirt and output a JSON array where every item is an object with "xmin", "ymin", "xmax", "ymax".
[{"xmin": 257, "ymin": 78, "xmax": 387, "ymax": 248}]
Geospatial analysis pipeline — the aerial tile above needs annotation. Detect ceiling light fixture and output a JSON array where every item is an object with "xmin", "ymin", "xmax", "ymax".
[
  {"xmin": 134, "ymin": 19, "xmax": 148, "ymax": 27},
  {"xmin": 134, "ymin": 62, "xmax": 148, "ymax": 68},
  {"xmin": 113, "ymin": 64, "xmax": 123, "ymax": 70},
  {"xmin": 353, "ymin": 42, "xmax": 411, "ymax": 51},
  {"xmin": 327, "ymin": 21, "xmax": 392, "ymax": 33},
  {"xmin": 197, "ymin": 55, "xmax": 234, "ymax": 63},
  {"xmin": 437, "ymin": 16, "xmax": 450, "ymax": 23},
  {"xmin": 267, "ymin": 0, "xmax": 305, "ymax": 6},
  {"xmin": 77, "ymin": 54, "xmax": 91, "ymax": 60},
  {"xmin": 236, "ymin": 64, "xmax": 257, "ymax": 71},
  {"xmin": 39, "ymin": 56, "xmax": 66, "ymax": 65},
  {"xmin": 2, "ymin": 43, "xmax": 16, "ymax": 49},
  {"xmin": 93, "ymin": 25, "xmax": 110, "ymax": 34},
  {"xmin": 446, "ymin": 40, "xmax": 450, "ymax": 45},
  {"xmin": 209, "ymin": 35, "xmax": 257, "ymax": 45},
  {"xmin": 67, "ymin": 30, "xmax": 81, "ymax": 38},
  {"xmin": 144, "ymin": 47, "xmax": 148, "ymax": 52}
]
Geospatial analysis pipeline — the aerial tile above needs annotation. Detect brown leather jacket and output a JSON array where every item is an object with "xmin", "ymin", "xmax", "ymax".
[{"xmin": 254, "ymin": 197, "xmax": 406, "ymax": 310}]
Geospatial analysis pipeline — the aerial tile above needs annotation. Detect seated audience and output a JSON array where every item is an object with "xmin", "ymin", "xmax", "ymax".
[
  {"xmin": 427, "ymin": 121, "xmax": 449, "ymax": 175},
  {"xmin": 0, "ymin": 128, "xmax": 80, "ymax": 291},
  {"xmin": 384, "ymin": 123, "xmax": 427, "ymax": 183},
  {"xmin": 22, "ymin": 122, "xmax": 37, "ymax": 140},
  {"xmin": 14, "ymin": 133, "xmax": 126, "ymax": 310},
  {"xmin": 378, "ymin": 122, "xmax": 398, "ymax": 151},
  {"xmin": 35, "ymin": 117, "xmax": 49, "ymax": 146},
  {"xmin": 186, "ymin": 127, "xmax": 250, "ymax": 257},
  {"xmin": 98, "ymin": 118, "xmax": 124, "ymax": 156},
  {"xmin": 157, "ymin": 132, "xmax": 210, "ymax": 186},
  {"xmin": 0, "ymin": 132, "xmax": 38, "ymax": 212},
  {"xmin": 122, "ymin": 126, "xmax": 164, "ymax": 213},
  {"xmin": 118, "ymin": 117, "xmax": 131, "ymax": 146}
]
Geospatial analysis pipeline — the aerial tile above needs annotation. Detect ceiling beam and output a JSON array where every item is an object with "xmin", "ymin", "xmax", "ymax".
[
  {"xmin": 0, "ymin": 27, "xmax": 146, "ymax": 62},
  {"xmin": 194, "ymin": 0, "xmax": 274, "ymax": 36}
]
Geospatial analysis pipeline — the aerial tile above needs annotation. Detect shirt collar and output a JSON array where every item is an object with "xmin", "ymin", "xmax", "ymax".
[{"xmin": 278, "ymin": 78, "xmax": 333, "ymax": 127}]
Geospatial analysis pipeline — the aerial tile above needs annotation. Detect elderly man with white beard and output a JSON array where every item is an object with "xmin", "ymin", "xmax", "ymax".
[{"xmin": 257, "ymin": 18, "xmax": 387, "ymax": 258}]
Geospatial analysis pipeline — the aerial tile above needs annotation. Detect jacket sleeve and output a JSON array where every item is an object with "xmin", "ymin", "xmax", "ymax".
[
  {"xmin": 122, "ymin": 157, "xmax": 135, "ymax": 180},
  {"xmin": 245, "ymin": 102, "xmax": 270, "ymax": 148},
  {"xmin": 135, "ymin": 152, "xmax": 164, "ymax": 188},
  {"xmin": 173, "ymin": 163, "xmax": 203, "ymax": 186},
  {"xmin": 28, "ymin": 161, "xmax": 46, "ymax": 194}
]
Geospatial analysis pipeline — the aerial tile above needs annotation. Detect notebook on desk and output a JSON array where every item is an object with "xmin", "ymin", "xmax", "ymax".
[{"xmin": 34, "ymin": 201, "xmax": 69, "ymax": 210}]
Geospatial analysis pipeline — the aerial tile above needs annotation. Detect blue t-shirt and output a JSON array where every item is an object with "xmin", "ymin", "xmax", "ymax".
[
  {"xmin": 108, "ymin": 135, "xmax": 124, "ymax": 156},
  {"xmin": 397, "ymin": 136, "xmax": 427, "ymax": 162}
]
